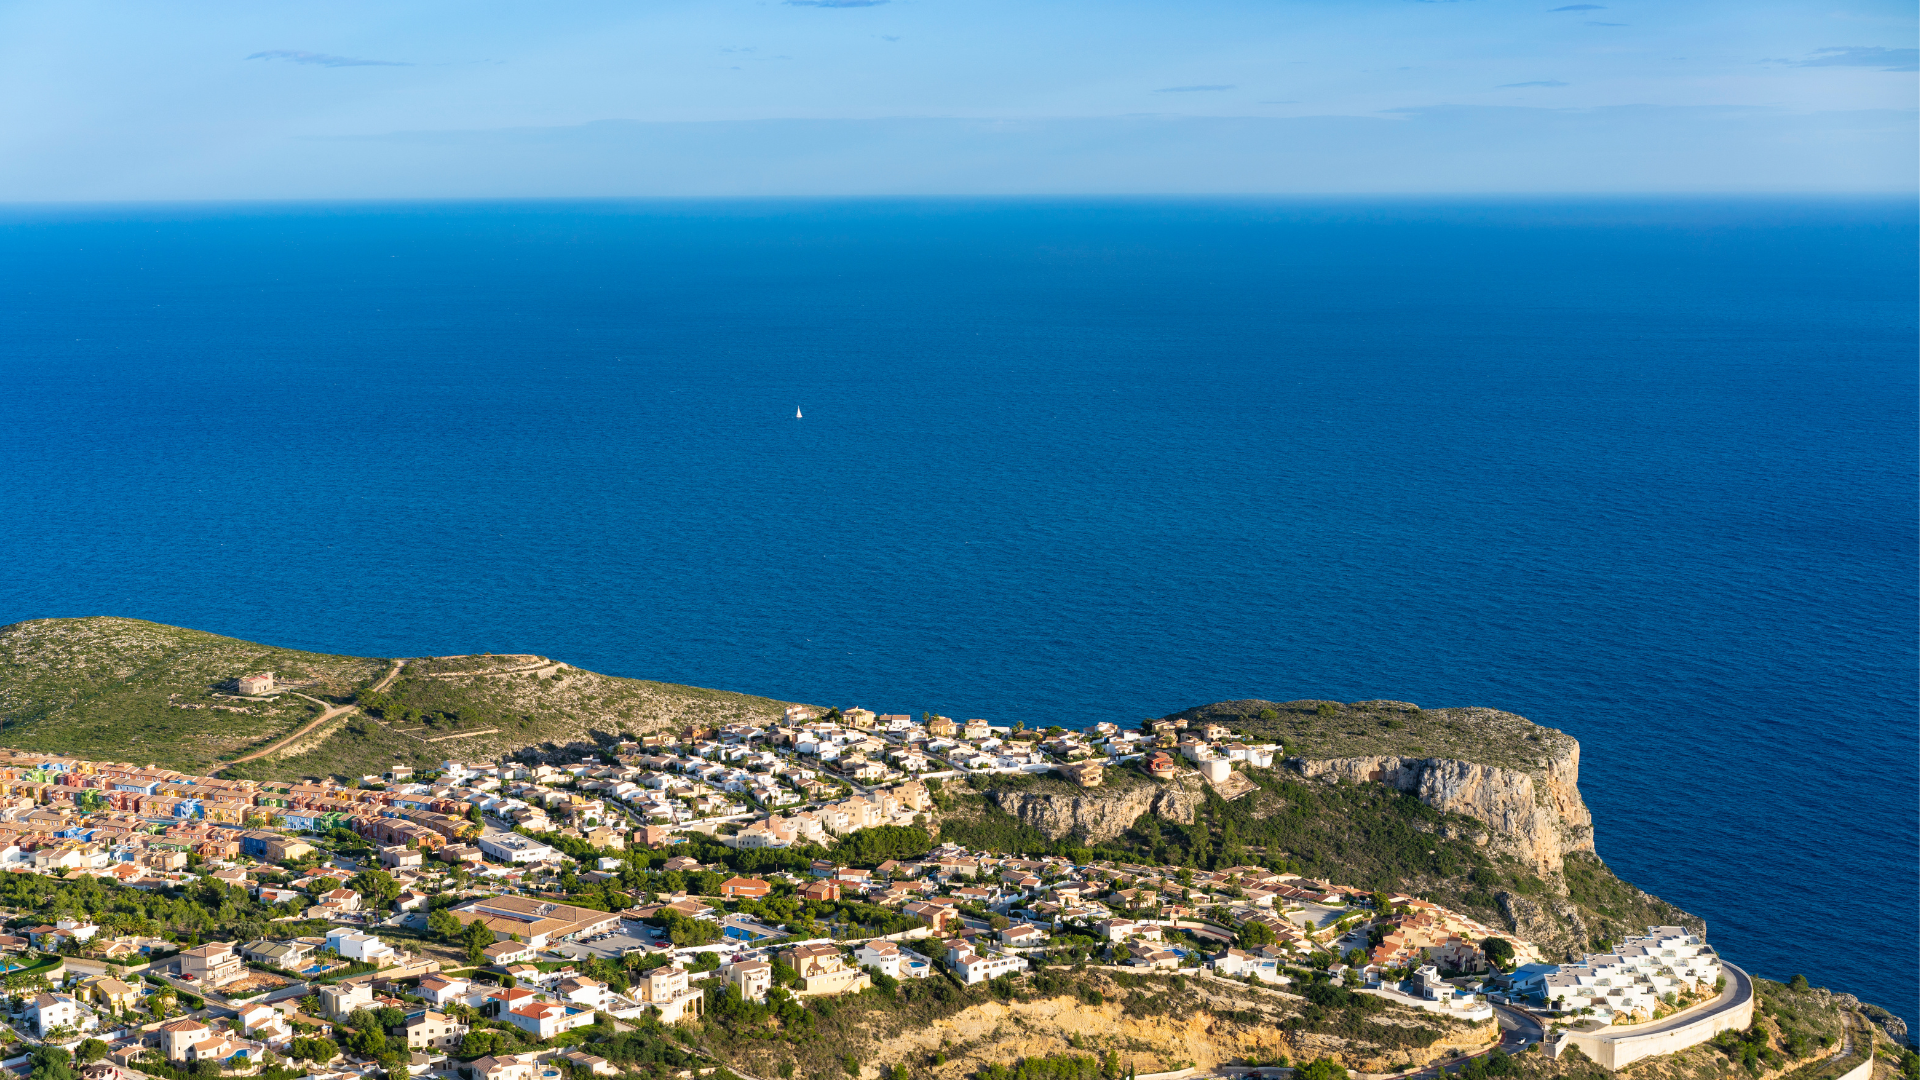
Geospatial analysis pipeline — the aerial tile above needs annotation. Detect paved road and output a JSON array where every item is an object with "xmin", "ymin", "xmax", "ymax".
[
  {"xmin": 1562, "ymin": 961, "xmax": 1753, "ymax": 1046},
  {"xmin": 1605, "ymin": 961, "xmax": 1750, "ymax": 1040}
]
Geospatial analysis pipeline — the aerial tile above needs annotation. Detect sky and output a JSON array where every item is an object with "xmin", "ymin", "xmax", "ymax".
[{"xmin": 0, "ymin": 0, "xmax": 1914, "ymax": 198}]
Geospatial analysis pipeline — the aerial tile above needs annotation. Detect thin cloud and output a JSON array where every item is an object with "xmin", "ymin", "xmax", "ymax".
[
  {"xmin": 1156, "ymin": 84, "xmax": 1236, "ymax": 92},
  {"xmin": 1550, "ymin": 3, "xmax": 1603, "ymax": 9},
  {"xmin": 247, "ymin": 50, "xmax": 411, "ymax": 67},
  {"xmin": 1797, "ymin": 46, "xmax": 1918, "ymax": 71},
  {"xmin": 1259, "ymin": 99, "xmax": 1301, "ymax": 104},
  {"xmin": 1499, "ymin": 80, "xmax": 1568, "ymax": 87},
  {"xmin": 785, "ymin": 0, "xmax": 887, "ymax": 6}
]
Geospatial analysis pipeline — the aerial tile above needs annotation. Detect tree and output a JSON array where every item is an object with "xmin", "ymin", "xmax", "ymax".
[
  {"xmin": 1788, "ymin": 974, "xmax": 1810, "ymax": 991},
  {"xmin": 1238, "ymin": 921, "xmax": 1275, "ymax": 950},
  {"xmin": 463, "ymin": 919, "xmax": 496, "ymax": 964},
  {"xmin": 29, "ymin": 1046, "xmax": 73, "ymax": 1080},
  {"xmin": 1300, "ymin": 1061, "xmax": 1348, "ymax": 1080},
  {"xmin": 74, "ymin": 1041, "xmax": 108, "ymax": 1065},
  {"xmin": 427, "ymin": 908, "xmax": 463, "ymax": 941},
  {"xmin": 350, "ymin": 869, "xmax": 401, "ymax": 908},
  {"xmin": 1480, "ymin": 937, "xmax": 1515, "ymax": 972}
]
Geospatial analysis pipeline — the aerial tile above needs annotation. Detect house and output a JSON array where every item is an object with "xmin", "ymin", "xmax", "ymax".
[
  {"xmin": 558, "ymin": 1052, "xmax": 620, "ymax": 1077},
  {"xmin": 399, "ymin": 1009, "xmax": 469, "ymax": 1050},
  {"xmin": 1057, "ymin": 761, "xmax": 1104, "ymax": 788},
  {"xmin": 160, "ymin": 1018, "xmax": 215, "ymax": 1061},
  {"xmin": 854, "ymin": 941, "xmax": 931, "ymax": 980},
  {"xmin": 233, "ymin": 1002, "xmax": 291, "ymax": 1043},
  {"xmin": 725, "ymin": 960, "xmax": 773, "ymax": 1003},
  {"xmin": 477, "ymin": 833, "xmax": 561, "ymax": 864},
  {"xmin": 779, "ymin": 944, "xmax": 872, "ymax": 997},
  {"xmin": 73, "ymin": 975, "xmax": 139, "ymax": 1014},
  {"xmin": 482, "ymin": 941, "xmax": 538, "ymax": 965},
  {"xmin": 238, "ymin": 674, "xmax": 275, "ymax": 696},
  {"xmin": 505, "ymin": 1000, "xmax": 595, "ymax": 1040},
  {"xmin": 1146, "ymin": 753, "xmax": 1178, "ymax": 778},
  {"xmin": 468, "ymin": 1055, "xmax": 540, "ymax": 1080},
  {"xmin": 379, "ymin": 845, "xmax": 425, "ymax": 870},
  {"xmin": 635, "ymin": 966, "xmax": 704, "ymax": 1024},
  {"xmin": 178, "ymin": 941, "xmax": 244, "ymax": 985},
  {"xmin": 583, "ymin": 826, "xmax": 625, "ymax": 850},
  {"xmin": 720, "ymin": 876, "xmax": 771, "ymax": 899},
  {"xmin": 27, "ymin": 992, "xmax": 86, "ymax": 1037},
  {"xmin": 1211, "ymin": 947, "xmax": 1285, "ymax": 984},
  {"xmin": 944, "ymin": 942, "xmax": 1028, "ymax": 985},
  {"xmin": 902, "ymin": 900, "xmax": 959, "ymax": 933},
  {"xmin": 1126, "ymin": 943, "xmax": 1180, "ymax": 969},
  {"xmin": 1198, "ymin": 758, "xmax": 1233, "ymax": 784},
  {"xmin": 417, "ymin": 975, "xmax": 473, "ymax": 1008},
  {"xmin": 326, "ymin": 929, "xmax": 397, "ymax": 966},
  {"xmin": 242, "ymin": 938, "xmax": 315, "ymax": 969},
  {"xmin": 319, "ymin": 981, "xmax": 376, "ymax": 1020},
  {"xmin": 999, "ymin": 924, "xmax": 1045, "ymax": 947},
  {"xmin": 799, "ymin": 880, "xmax": 840, "ymax": 902}
]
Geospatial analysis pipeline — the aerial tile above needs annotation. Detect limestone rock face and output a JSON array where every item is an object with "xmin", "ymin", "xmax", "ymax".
[
  {"xmin": 985, "ymin": 775, "xmax": 1207, "ymax": 844},
  {"xmin": 1498, "ymin": 892, "xmax": 1593, "ymax": 961},
  {"xmin": 1289, "ymin": 742, "xmax": 1595, "ymax": 875}
]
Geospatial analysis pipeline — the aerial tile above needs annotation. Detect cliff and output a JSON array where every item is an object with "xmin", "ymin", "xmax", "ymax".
[
  {"xmin": 1179, "ymin": 699, "xmax": 1594, "ymax": 875},
  {"xmin": 951, "ymin": 698, "xmax": 1695, "ymax": 960},
  {"xmin": 1287, "ymin": 749, "xmax": 1593, "ymax": 875},
  {"xmin": 983, "ymin": 772, "xmax": 1210, "ymax": 845}
]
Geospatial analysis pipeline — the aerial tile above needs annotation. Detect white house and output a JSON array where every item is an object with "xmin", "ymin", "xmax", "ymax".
[
  {"xmin": 478, "ymin": 833, "xmax": 562, "ymax": 864},
  {"xmin": 944, "ymin": 941, "xmax": 1028, "ymax": 985},
  {"xmin": 1211, "ymin": 947, "xmax": 1286, "ymax": 984},
  {"xmin": 418, "ymin": 975, "xmax": 475, "ymax": 1008},
  {"xmin": 326, "ymin": 929, "xmax": 396, "ymax": 966},
  {"xmin": 27, "ymin": 992, "xmax": 87, "ymax": 1037},
  {"xmin": 505, "ymin": 1001, "xmax": 595, "ymax": 1040},
  {"xmin": 854, "ymin": 941, "xmax": 932, "ymax": 980}
]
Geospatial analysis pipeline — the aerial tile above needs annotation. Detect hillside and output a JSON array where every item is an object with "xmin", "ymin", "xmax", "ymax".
[
  {"xmin": 0, "ymin": 617, "xmax": 796, "ymax": 780},
  {"xmin": 708, "ymin": 965, "xmax": 1494, "ymax": 1080},
  {"xmin": 946, "ymin": 698, "xmax": 1695, "ymax": 962}
]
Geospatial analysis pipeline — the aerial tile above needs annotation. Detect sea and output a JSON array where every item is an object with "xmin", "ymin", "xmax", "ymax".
[{"xmin": 0, "ymin": 199, "xmax": 1912, "ymax": 1028}]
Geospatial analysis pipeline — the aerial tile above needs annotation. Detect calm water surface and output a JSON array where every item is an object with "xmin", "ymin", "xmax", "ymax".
[{"xmin": 0, "ymin": 199, "xmax": 1913, "ymax": 1025}]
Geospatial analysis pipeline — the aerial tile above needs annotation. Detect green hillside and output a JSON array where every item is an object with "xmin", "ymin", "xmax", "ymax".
[{"xmin": 0, "ymin": 617, "xmax": 797, "ymax": 781}]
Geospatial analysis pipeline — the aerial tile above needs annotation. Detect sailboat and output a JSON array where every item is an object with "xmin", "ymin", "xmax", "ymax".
[{"xmin": 796, "ymin": 407, "xmax": 803, "ymax": 419}]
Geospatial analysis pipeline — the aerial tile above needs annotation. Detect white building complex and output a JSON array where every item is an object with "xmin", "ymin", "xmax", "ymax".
[{"xmin": 1518, "ymin": 926, "xmax": 1722, "ymax": 1020}]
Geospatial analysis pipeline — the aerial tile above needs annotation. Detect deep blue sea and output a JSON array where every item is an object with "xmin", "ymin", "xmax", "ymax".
[{"xmin": 0, "ymin": 199, "xmax": 1912, "ymax": 1027}]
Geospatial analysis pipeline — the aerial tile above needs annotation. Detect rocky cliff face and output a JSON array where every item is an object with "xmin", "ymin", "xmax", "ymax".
[
  {"xmin": 1288, "ymin": 743, "xmax": 1595, "ymax": 875},
  {"xmin": 985, "ymin": 775, "xmax": 1208, "ymax": 845}
]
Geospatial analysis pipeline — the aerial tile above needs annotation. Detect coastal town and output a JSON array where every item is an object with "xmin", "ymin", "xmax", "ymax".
[{"xmin": 0, "ymin": 694, "xmax": 1772, "ymax": 1080}]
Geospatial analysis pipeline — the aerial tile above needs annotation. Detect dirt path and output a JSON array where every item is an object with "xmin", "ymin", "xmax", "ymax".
[
  {"xmin": 230, "ymin": 661, "xmax": 401, "ymax": 764},
  {"xmin": 370, "ymin": 658, "xmax": 406, "ymax": 693},
  {"xmin": 232, "ymin": 697, "xmax": 356, "ymax": 763}
]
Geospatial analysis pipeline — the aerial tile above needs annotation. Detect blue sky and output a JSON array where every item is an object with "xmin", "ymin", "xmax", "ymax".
[{"xmin": 0, "ymin": 0, "xmax": 1912, "ymax": 198}]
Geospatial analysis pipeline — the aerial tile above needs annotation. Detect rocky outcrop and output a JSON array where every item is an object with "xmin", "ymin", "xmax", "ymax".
[
  {"xmin": 1497, "ymin": 892, "xmax": 1594, "ymax": 961},
  {"xmin": 1289, "ymin": 743, "xmax": 1595, "ymax": 875},
  {"xmin": 985, "ymin": 775, "xmax": 1207, "ymax": 844}
]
